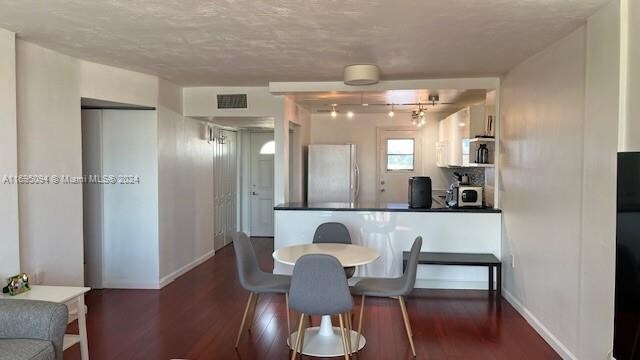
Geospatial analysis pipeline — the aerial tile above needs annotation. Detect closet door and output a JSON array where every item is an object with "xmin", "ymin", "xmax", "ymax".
[
  {"xmin": 213, "ymin": 127, "xmax": 225, "ymax": 250},
  {"xmin": 213, "ymin": 128, "xmax": 238, "ymax": 250},
  {"xmin": 223, "ymin": 130, "xmax": 238, "ymax": 246}
]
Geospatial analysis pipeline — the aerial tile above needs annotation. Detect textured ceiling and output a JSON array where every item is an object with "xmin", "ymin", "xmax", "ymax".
[{"xmin": 0, "ymin": 0, "xmax": 608, "ymax": 86}]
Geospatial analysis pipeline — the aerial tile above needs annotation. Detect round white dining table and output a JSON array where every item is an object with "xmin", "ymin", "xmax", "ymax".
[{"xmin": 273, "ymin": 243, "xmax": 379, "ymax": 357}]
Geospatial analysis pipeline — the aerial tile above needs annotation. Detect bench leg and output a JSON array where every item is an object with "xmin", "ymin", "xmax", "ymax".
[
  {"xmin": 488, "ymin": 265, "xmax": 494, "ymax": 294},
  {"xmin": 497, "ymin": 264, "xmax": 502, "ymax": 303}
]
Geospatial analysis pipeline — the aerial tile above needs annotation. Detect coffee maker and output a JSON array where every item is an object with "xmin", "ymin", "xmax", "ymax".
[{"xmin": 408, "ymin": 176, "xmax": 432, "ymax": 208}]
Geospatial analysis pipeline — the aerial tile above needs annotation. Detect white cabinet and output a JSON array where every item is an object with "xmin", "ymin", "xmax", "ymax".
[
  {"xmin": 435, "ymin": 141, "xmax": 448, "ymax": 167},
  {"xmin": 437, "ymin": 105, "xmax": 488, "ymax": 167}
]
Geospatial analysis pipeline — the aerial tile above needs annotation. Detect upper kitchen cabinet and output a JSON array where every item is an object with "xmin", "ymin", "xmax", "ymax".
[{"xmin": 437, "ymin": 105, "xmax": 493, "ymax": 167}]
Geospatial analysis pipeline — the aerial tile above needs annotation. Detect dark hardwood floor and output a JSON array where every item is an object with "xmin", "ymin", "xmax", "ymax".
[{"xmin": 64, "ymin": 237, "xmax": 559, "ymax": 359}]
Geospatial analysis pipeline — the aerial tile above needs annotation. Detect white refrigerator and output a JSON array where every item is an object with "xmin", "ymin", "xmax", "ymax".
[{"xmin": 307, "ymin": 144, "xmax": 359, "ymax": 202}]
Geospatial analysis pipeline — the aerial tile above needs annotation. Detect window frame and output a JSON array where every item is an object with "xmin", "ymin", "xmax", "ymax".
[{"xmin": 385, "ymin": 138, "xmax": 416, "ymax": 172}]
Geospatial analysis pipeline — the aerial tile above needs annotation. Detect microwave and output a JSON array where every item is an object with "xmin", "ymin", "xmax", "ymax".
[{"xmin": 458, "ymin": 186, "xmax": 483, "ymax": 207}]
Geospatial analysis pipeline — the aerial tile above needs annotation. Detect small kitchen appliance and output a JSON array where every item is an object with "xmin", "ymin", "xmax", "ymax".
[
  {"xmin": 408, "ymin": 176, "xmax": 432, "ymax": 209},
  {"xmin": 458, "ymin": 186, "xmax": 483, "ymax": 208}
]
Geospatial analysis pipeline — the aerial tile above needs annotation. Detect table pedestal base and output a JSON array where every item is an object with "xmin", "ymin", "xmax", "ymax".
[{"xmin": 287, "ymin": 315, "xmax": 366, "ymax": 357}]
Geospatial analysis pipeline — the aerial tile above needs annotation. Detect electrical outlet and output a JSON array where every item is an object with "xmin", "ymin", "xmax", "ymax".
[{"xmin": 511, "ymin": 255, "xmax": 516, "ymax": 268}]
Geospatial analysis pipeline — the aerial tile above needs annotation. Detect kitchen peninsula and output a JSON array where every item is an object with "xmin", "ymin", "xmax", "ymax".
[{"xmin": 273, "ymin": 202, "xmax": 502, "ymax": 290}]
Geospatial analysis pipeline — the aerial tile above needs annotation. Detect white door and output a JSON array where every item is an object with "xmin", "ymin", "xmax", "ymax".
[
  {"xmin": 213, "ymin": 128, "xmax": 239, "ymax": 250},
  {"xmin": 223, "ymin": 130, "xmax": 238, "ymax": 246},
  {"xmin": 250, "ymin": 132, "xmax": 275, "ymax": 237},
  {"xmin": 377, "ymin": 128, "xmax": 422, "ymax": 203},
  {"xmin": 213, "ymin": 127, "xmax": 225, "ymax": 250}
]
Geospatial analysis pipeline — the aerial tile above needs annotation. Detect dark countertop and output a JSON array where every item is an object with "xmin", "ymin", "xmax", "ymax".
[{"xmin": 274, "ymin": 202, "xmax": 501, "ymax": 213}]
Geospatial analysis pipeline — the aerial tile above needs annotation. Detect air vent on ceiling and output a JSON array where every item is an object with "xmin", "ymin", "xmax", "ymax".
[{"xmin": 217, "ymin": 94, "xmax": 248, "ymax": 109}]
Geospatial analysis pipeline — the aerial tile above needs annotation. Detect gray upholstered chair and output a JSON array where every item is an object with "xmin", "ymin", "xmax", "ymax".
[
  {"xmin": 232, "ymin": 232, "xmax": 292, "ymax": 348},
  {"xmin": 313, "ymin": 222, "xmax": 356, "ymax": 277},
  {"xmin": 0, "ymin": 299, "xmax": 69, "ymax": 360},
  {"xmin": 288, "ymin": 254, "xmax": 354, "ymax": 360},
  {"xmin": 350, "ymin": 236, "xmax": 423, "ymax": 358}
]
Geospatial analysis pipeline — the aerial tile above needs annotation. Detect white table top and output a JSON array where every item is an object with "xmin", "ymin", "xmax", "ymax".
[
  {"xmin": 1, "ymin": 285, "xmax": 90, "ymax": 303},
  {"xmin": 273, "ymin": 243, "xmax": 379, "ymax": 267}
]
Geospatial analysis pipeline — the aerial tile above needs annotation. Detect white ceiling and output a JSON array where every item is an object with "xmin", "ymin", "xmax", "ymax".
[{"xmin": 0, "ymin": 0, "xmax": 608, "ymax": 86}]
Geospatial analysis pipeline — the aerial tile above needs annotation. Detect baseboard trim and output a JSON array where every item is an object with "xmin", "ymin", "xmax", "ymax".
[
  {"xmin": 414, "ymin": 279, "xmax": 492, "ymax": 290},
  {"xmin": 158, "ymin": 249, "xmax": 216, "ymax": 289},
  {"xmin": 102, "ymin": 281, "xmax": 161, "ymax": 289},
  {"xmin": 503, "ymin": 289, "xmax": 577, "ymax": 360}
]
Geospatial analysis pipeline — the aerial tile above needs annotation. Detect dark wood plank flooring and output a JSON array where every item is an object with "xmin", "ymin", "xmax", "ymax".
[{"xmin": 64, "ymin": 237, "xmax": 559, "ymax": 359}]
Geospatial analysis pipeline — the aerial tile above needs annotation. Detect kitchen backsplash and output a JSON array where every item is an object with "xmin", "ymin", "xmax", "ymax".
[{"xmin": 442, "ymin": 168, "xmax": 485, "ymax": 187}]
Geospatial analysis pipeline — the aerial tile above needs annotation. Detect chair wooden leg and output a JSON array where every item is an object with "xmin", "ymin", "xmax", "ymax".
[
  {"xmin": 398, "ymin": 296, "xmax": 416, "ymax": 357},
  {"xmin": 299, "ymin": 315, "xmax": 307, "ymax": 353},
  {"xmin": 285, "ymin": 293, "xmax": 291, "ymax": 343},
  {"xmin": 235, "ymin": 292, "xmax": 254, "ymax": 348},
  {"xmin": 338, "ymin": 313, "xmax": 350, "ymax": 360},
  {"xmin": 291, "ymin": 313, "xmax": 305, "ymax": 360},
  {"xmin": 356, "ymin": 295, "xmax": 365, "ymax": 352},
  {"xmin": 247, "ymin": 293, "xmax": 260, "ymax": 331},
  {"xmin": 347, "ymin": 312, "xmax": 353, "ymax": 355}
]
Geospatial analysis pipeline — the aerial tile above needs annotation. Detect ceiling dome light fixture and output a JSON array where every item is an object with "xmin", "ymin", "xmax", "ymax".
[
  {"xmin": 344, "ymin": 64, "xmax": 380, "ymax": 86},
  {"xmin": 347, "ymin": 111, "xmax": 354, "ymax": 119}
]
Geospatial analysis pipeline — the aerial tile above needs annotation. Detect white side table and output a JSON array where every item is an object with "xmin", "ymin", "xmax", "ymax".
[{"xmin": 2, "ymin": 285, "xmax": 91, "ymax": 360}]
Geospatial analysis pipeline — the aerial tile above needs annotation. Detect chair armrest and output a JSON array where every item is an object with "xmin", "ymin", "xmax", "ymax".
[{"xmin": 0, "ymin": 299, "xmax": 68, "ymax": 360}]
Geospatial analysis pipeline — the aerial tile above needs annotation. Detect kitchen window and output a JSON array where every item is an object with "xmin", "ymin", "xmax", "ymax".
[{"xmin": 386, "ymin": 138, "xmax": 415, "ymax": 171}]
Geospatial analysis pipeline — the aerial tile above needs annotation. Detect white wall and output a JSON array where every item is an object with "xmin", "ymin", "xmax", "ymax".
[
  {"xmin": 80, "ymin": 60, "xmax": 158, "ymax": 107},
  {"xmin": 501, "ymin": 4, "xmax": 621, "ymax": 356},
  {"xmin": 579, "ymin": 1, "xmax": 619, "ymax": 358},
  {"xmin": 11, "ymin": 36, "xmax": 217, "ymax": 288},
  {"xmin": 309, "ymin": 112, "xmax": 448, "ymax": 202},
  {"xmin": 157, "ymin": 80, "xmax": 215, "ymax": 284},
  {"xmin": 0, "ymin": 28, "xmax": 19, "ymax": 280},
  {"xmin": 81, "ymin": 109, "xmax": 104, "ymax": 288},
  {"xmin": 101, "ymin": 110, "xmax": 159, "ymax": 288},
  {"xmin": 501, "ymin": 28, "xmax": 586, "ymax": 358},
  {"xmin": 620, "ymin": 0, "xmax": 640, "ymax": 150},
  {"xmin": 16, "ymin": 40, "xmax": 84, "ymax": 286}
]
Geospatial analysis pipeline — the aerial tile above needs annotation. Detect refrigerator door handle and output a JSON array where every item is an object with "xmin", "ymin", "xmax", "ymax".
[{"xmin": 354, "ymin": 162, "xmax": 360, "ymax": 201}]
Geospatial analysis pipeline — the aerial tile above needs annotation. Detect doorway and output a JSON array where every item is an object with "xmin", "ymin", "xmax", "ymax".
[
  {"xmin": 81, "ymin": 107, "xmax": 157, "ymax": 289},
  {"xmin": 376, "ymin": 128, "xmax": 422, "ymax": 203},
  {"xmin": 249, "ymin": 131, "xmax": 275, "ymax": 237}
]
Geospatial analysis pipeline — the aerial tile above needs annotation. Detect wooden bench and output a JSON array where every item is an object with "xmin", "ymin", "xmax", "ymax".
[{"xmin": 403, "ymin": 252, "xmax": 502, "ymax": 302}]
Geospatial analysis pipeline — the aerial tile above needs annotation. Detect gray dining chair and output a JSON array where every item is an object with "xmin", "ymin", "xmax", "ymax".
[
  {"xmin": 350, "ymin": 236, "xmax": 423, "ymax": 358},
  {"xmin": 233, "ymin": 232, "xmax": 292, "ymax": 348},
  {"xmin": 288, "ymin": 254, "xmax": 354, "ymax": 360},
  {"xmin": 313, "ymin": 222, "xmax": 356, "ymax": 277}
]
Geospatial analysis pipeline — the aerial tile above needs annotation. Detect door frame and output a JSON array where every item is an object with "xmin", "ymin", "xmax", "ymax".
[{"xmin": 375, "ymin": 126, "xmax": 422, "ymax": 203}]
